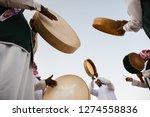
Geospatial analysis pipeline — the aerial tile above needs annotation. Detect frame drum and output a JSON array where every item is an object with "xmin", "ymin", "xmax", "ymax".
[
  {"xmin": 84, "ymin": 59, "xmax": 97, "ymax": 78},
  {"xmin": 93, "ymin": 17, "xmax": 127, "ymax": 36},
  {"xmin": 31, "ymin": 10, "xmax": 81, "ymax": 54},
  {"xmin": 43, "ymin": 74, "xmax": 90, "ymax": 100}
]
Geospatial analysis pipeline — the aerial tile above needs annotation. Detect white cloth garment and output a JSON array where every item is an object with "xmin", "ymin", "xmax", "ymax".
[
  {"xmin": 142, "ymin": 69, "xmax": 150, "ymax": 78},
  {"xmin": 132, "ymin": 78, "xmax": 149, "ymax": 88},
  {"xmin": 34, "ymin": 78, "xmax": 46, "ymax": 100},
  {"xmin": 0, "ymin": 0, "xmax": 41, "ymax": 11},
  {"xmin": 33, "ymin": 62, "xmax": 47, "ymax": 100},
  {"xmin": 132, "ymin": 70, "xmax": 150, "ymax": 88},
  {"xmin": 0, "ymin": 42, "xmax": 34, "ymax": 100},
  {"xmin": 123, "ymin": 0, "xmax": 142, "ymax": 32},
  {"xmin": 142, "ymin": 70, "xmax": 150, "ymax": 88},
  {"xmin": 0, "ymin": 0, "xmax": 41, "ymax": 21},
  {"xmin": 89, "ymin": 77, "xmax": 117, "ymax": 100}
]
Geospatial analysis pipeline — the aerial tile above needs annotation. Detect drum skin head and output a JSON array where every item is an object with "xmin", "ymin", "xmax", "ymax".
[
  {"xmin": 93, "ymin": 17, "xmax": 127, "ymax": 36},
  {"xmin": 31, "ymin": 10, "xmax": 81, "ymax": 54},
  {"xmin": 84, "ymin": 59, "xmax": 97, "ymax": 78},
  {"xmin": 43, "ymin": 74, "xmax": 91, "ymax": 100}
]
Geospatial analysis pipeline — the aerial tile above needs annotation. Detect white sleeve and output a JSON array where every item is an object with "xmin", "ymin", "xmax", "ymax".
[
  {"xmin": 0, "ymin": 0, "xmax": 41, "ymax": 11},
  {"xmin": 35, "ymin": 80, "xmax": 47, "ymax": 91},
  {"xmin": 100, "ymin": 77, "xmax": 115, "ymax": 90},
  {"xmin": 123, "ymin": 0, "xmax": 142, "ymax": 32},
  {"xmin": 132, "ymin": 79, "xmax": 148, "ymax": 88},
  {"xmin": 142, "ymin": 70, "xmax": 150, "ymax": 78},
  {"xmin": 89, "ymin": 80, "xmax": 98, "ymax": 97}
]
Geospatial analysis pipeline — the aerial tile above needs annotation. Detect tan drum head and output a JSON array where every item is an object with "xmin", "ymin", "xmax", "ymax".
[
  {"xmin": 43, "ymin": 74, "xmax": 90, "ymax": 100},
  {"xmin": 92, "ymin": 17, "xmax": 127, "ymax": 36},
  {"xmin": 31, "ymin": 10, "xmax": 81, "ymax": 54},
  {"xmin": 84, "ymin": 59, "xmax": 97, "ymax": 78},
  {"xmin": 128, "ymin": 53, "xmax": 145, "ymax": 71}
]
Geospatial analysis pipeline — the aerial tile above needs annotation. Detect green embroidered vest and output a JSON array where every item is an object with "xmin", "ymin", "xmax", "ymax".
[{"xmin": 0, "ymin": 6, "xmax": 32, "ymax": 52}]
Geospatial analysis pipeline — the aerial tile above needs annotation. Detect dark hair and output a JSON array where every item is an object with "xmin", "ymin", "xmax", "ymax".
[{"xmin": 123, "ymin": 55, "xmax": 140, "ymax": 74}]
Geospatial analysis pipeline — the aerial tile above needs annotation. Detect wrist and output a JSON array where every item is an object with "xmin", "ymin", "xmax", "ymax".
[
  {"xmin": 45, "ymin": 79, "xmax": 48, "ymax": 86},
  {"xmin": 34, "ymin": 2, "xmax": 41, "ymax": 11}
]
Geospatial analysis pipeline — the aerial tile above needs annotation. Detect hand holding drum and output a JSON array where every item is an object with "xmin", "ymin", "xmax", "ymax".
[{"xmin": 40, "ymin": 5, "xmax": 58, "ymax": 21}]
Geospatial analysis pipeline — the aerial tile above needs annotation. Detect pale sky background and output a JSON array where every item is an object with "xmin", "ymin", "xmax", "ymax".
[{"xmin": 24, "ymin": 0, "xmax": 150, "ymax": 100}]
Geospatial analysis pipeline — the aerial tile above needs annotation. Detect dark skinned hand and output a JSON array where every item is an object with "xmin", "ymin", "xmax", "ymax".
[
  {"xmin": 45, "ymin": 74, "xmax": 57, "ymax": 87},
  {"xmin": 125, "ymin": 77, "xmax": 133, "ymax": 82},
  {"xmin": 40, "ymin": 5, "xmax": 58, "ymax": 21},
  {"xmin": 115, "ymin": 20, "xmax": 128, "ymax": 35},
  {"xmin": 116, "ymin": 26, "xmax": 126, "ymax": 35}
]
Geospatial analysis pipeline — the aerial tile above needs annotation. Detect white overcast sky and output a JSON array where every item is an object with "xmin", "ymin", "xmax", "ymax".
[{"xmin": 24, "ymin": 0, "xmax": 150, "ymax": 100}]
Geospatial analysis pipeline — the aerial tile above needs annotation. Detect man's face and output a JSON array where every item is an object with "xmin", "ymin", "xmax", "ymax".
[{"xmin": 95, "ymin": 79, "xmax": 102, "ymax": 87}]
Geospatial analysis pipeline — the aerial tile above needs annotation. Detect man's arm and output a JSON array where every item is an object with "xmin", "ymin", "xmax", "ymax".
[
  {"xmin": 123, "ymin": 0, "xmax": 142, "ymax": 32},
  {"xmin": 35, "ymin": 80, "xmax": 47, "ymax": 91},
  {"xmin": 132, "ymin": 79, "xmax": 148, "ymax": 88},
  {"xmin": 0, "ymin": 0, "xmax": 57, "ymax": 20},
  {"xmin": 126, "ymin": 77, "xmax": 148, "ymax": 88},
  {"xmin": 89, "ymin": 80, "xmax": 98, "ymax": 97},
  {"xmin": 0, "ymin": 0, "xmax": 41, "ymax": 11},
  {"xmin": 100, "ymin": 77, "xmax": 115, "ymax": 90}
]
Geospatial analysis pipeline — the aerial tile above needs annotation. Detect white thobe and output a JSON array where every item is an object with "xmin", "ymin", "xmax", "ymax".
[
  {"xmin": 89, "ymin": 77, "xmax": 117, "ymax": 100},
  {"xmin": 0, "ymin": 43, "xmax": 34, "ymax": 99},
  {"xmin": 0, "ymin": 0, "xmax": 41, "ymax": 100}
]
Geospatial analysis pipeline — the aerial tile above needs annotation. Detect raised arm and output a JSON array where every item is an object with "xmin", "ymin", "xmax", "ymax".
[
  {"xmin": 0, "ymin": 0, "xmax": 41, "ymax": 11},
  {"xmin": 126, "ymin": 77, "xmax": 148, "ymax": 88},
  {"xmin": 0, "ymin": 0, "xmax": 57, "ymax": 20},
  {"xmin": 132, "ymin": 79, "xmax": 148, "ymax": 88},
  {"xmin": 123, "ymin": 0, "xmax": 142, "ymax": 32},
  {"xmin": 89, "ymin": 80, "xmax": 98, "ymax": 97},
  {"xmin": 100, "ymin": 77, "xmax": 115, "ymax": 90}
]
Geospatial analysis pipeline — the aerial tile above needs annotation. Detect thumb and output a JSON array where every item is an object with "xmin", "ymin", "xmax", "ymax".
[{"xmin": 49, "ymin": 74, "xmax": 53, "ymax": 79}]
